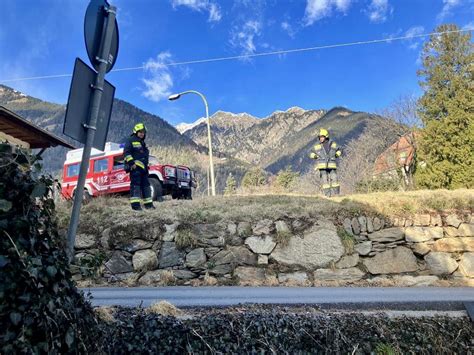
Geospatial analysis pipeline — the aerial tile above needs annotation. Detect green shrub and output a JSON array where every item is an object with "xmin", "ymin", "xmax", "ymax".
[
  {"xmin": 275, "ymin": 166, "xmax": 299, "ymax": 190},
  {"xmin": 241, "ymin": 167, "xmax": 267, "ymax": 188},
  {"xmin": 0, "ymin": 144, "xmax": 103, "ymax": 353},
  {"xmin": 356, "ymin": 177, "xmax": 401, "ymax": 193}
]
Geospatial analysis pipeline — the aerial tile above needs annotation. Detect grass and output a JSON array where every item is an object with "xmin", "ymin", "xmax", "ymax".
[
  {"xmin": 147, "ymin": 301, "xmax": 183, "ymax": 317},
  {"xmin": 175, "ymin": 225, "xmax": 198, "ymax": 249},
  {"xmin": 274, "ymin": 229, "xmax": 292, "ymax": 247},
  {"xmin": 56, "ymin": 190, "xmax": 473, "ymax": 242},
  {"xmin": 337, "ymin": 228, "xmax": 355, "ymax": 254}
]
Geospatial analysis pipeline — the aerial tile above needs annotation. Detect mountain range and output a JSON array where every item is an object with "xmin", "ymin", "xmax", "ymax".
[{"xmin": 0, "ymin": 84, "xmax": 379, "ymax": 190}]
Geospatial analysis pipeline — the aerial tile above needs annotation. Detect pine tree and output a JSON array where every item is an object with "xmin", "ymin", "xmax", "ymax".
[
  {"xmin": 275, "ymin": 166, "xmax": 299, "ymax": 190},
  {"xmin": 224, "ymin": 173, "xmax": 237, "ymax": 195},
  {"xmin": 241, "ymin": 167, "xmax": 266, "ymax": 188},
  {"xmin": 415, "ymin": 24, "xmax": 474, "ymax": 189}
]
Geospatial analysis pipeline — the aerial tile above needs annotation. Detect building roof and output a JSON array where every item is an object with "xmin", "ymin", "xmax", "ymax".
[{"xmin": 0, "ymin": 106, "xmax": 75, "ymax": 149}]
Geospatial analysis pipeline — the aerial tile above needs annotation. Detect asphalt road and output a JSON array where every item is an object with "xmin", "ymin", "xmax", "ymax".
[{"xmin": 83, "ymin": 287, "xmax": 474, "ymax": 310}]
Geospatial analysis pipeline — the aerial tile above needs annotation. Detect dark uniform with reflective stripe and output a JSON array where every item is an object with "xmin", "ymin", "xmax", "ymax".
[
  {"xmin": 124, "ymin": 133, "xmax": 153, "ymax": 210},
  {"xmin": 310, "ymin": 140, "xmax": 342, "ymax": 196}
]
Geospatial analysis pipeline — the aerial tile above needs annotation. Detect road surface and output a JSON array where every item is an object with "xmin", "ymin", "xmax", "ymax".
[{"xmin": 83, "ymin": 287, "xmax": 474, "ymax": 310}]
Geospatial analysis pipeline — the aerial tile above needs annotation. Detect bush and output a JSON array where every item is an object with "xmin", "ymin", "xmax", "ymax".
[
  {"xmin": 224, "ymin": 174, "xmax": 237, "ymax": 195},
  {"xmin": 275, "ymin": 166, "xmax": 299, "ymax": 190},
  {"xmin": 0, "ymin": 144, "xmax": 103, "ymax": 353},
  {"xmin": 241, "ymin": 167, "xmax": 267, "ymax": 188}
]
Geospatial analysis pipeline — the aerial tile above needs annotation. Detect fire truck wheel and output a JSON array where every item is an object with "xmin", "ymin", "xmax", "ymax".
[{"xmin": 149, "ymin": 178, "xmax": 163, "ymax": 202}]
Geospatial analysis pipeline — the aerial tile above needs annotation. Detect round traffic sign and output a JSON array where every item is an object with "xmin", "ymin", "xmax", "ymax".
[{"xmin": 84, "ymin": 0, "xmax": 119, "ymax": 73}]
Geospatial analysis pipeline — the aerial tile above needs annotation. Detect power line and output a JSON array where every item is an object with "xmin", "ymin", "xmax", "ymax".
[{"xmin": 0, "ymin": 28, "xmax": 471, "ymax": 83}]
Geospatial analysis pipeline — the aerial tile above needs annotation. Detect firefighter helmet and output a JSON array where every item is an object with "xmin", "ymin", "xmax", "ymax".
[
  {"xmin": 133, "ymin": 123, "xmax": 146, "ymax": 134},
  {"xmin": 319, "ymin": 128, "xmax": 329, "ymax": 138}
]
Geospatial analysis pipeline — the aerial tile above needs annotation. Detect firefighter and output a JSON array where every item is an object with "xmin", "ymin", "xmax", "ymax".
[
  {"xmin": 309, "ymin": 128, "xmax": 342, "ymax": 197},
  {"xmin": 124, "ymin": 123, "xmax": 155, "ymax": 210}
]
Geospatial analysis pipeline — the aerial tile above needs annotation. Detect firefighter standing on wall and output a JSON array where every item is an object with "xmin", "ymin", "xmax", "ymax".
[
  {"xmin": 124, "ymin": 123, "xmax": 155, "ymax": 210},
  {"xmin": 309, "ymin": 128, "xmax": 342, "ymax": 197}
]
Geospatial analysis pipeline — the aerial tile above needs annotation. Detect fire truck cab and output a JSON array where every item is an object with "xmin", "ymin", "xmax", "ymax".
[{"xmin": 61, "ymin": 142, "xmax": 195, "ymax": 201}]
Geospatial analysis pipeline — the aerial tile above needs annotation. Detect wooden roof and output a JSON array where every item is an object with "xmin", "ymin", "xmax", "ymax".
[{"xmin": 0, "ymin": 106, "xmax": 75, "ymax": 149}]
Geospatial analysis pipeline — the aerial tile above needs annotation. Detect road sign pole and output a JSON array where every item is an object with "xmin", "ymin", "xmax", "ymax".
[{"xmin": 66, "ymin": 5, "xmax": 117, "ymax": 262}]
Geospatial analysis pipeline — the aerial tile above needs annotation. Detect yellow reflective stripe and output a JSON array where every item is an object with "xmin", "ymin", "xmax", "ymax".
[
  {"xmin": 135, "ymin": 161, "xmax": 145, "ymax": 169},
  {"xmin": 125, "ymin": 155, "xmax": 134, "ymax": 162},
  {"xmin": 309, "ymin": 153, "xmax": 317, "ymax": 159},
  {"xmin": 331, "ymin": 142, "xmax": 337, "ymax": 148},
  {"xmin": 314, "ymin": 144, "xmax": 322, "ymax": 150},
  {"xmin": 322, "ymin": 184, "xmax": 331, "ymax": 189},
  {"xmin": 327, "ymin": 163, "xmax": 337, "ymax": 169},
  {"xmin": 330, "ymin": 183, "xmax": 340, "ymax": 187},
  {"xmin": 132, "ymin": 142, "xmax": 142, "ymax": 147},
  {"xmin": 317, "ymin": 163, "xmax": 327, "ymax": 168},
  {"xmin": 142, "ymin": 198, "xmax": 153, "ymax": 204},
  {"xmin": 130, "ymin": 198, "xmax": 141, "ymax": 203},
  {"xmin": 335, "ymin": 151, "xmax": 342, "ymax": 157}
]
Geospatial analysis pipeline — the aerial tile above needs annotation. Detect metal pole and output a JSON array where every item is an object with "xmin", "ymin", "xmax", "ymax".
[
  {"xmin": 179, "ymin": 90, "xmax": 216, "ymax": 196},
  {"xmin": 66, "ymin": 5, "xmax": 117, "ymax": 262}
]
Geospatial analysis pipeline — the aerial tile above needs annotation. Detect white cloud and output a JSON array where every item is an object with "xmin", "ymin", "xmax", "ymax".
[
  {"xmin": 462, "ymin": 21, "xmax": 474, "ymax": 30},
  {"xmin": 142, "ymin": 52, "xmax": 174, "ymax": 102},
  {"xmin": 171, "ymin": 0, "xmax": 222, "ymax": 22},
  {"xmin": 367, "ymin": 0, "xmax": 392, "ymax": 23},
  {"xmin": 438, "ymin": 0, "xmax": 461, "ymax": 19},
  {"xmin": 304, "ymin": 0, "xmax": 353, "ymax": 25},
  {"xmin": 405, "ymin": 26, "xmax": 425, "ymax": 50},
  {"xmin": 230, "ymin": 20, "xmax": 263, "ymax": 57},
  {"xmin": 281, "ymin": 21, "xmax": 296, "ymax": 38}
]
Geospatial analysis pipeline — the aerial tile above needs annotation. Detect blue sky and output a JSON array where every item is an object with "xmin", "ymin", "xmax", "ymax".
[{"xmin": 0, "ymin": 0, "xmax": 472, "ymax": 126}]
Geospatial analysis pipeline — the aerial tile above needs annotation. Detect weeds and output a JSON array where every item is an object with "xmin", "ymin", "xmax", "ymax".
[
  {"xmin": 175, "ymin": 225, "xmax": 198, "ymax": 249},
  {"xmin": 274, "ymin": 230, "xmax": 292, "ymax": 247},
  {"xmin": 337, "ymin": 228, "xmax": 355, "ymax": 254},
  {"xmin": 375, "ymin": 342, "xmax": 399, "ymax": 355}
]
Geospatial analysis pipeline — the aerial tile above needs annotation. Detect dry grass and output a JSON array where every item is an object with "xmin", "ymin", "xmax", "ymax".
[
  {"xmin": 56, "ymin": 190, "xmax": 473, "ymax": 238},
  {"xmin": 337, "ymin": 228, "xmax": 355, "ymax": 254},
  {"xmin": 159, "ymin": 270, "xmax": 177, "ymax": 286},
  {"xmin": 147, "ymin": 301, "xmax": 183, "ymax": 317},
  {"xmin": 94, "ymin": 306, "xmax": 116, "ymax": 324}
]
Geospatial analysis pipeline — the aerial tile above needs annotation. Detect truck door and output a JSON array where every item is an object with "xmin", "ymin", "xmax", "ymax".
[
  {"xmin": 107, "ymin": 154, "xmax": 130, "ymax": 193},
  {"xmin": 92, "ymin": 157, "xmax": 110, "ymax": 195}
]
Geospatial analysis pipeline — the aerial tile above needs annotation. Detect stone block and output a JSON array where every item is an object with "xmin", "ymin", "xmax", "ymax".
[
  {"xmin": 354, "ymin": 241, "xmax": 372, "ymax": 256},
  {"xmin": 234, "ymin": 266, "xmax": 266, "ymax": 283},
  {"xmin": 275, "ymin": 220, "xmax": 290, "ymax": 234},
  {"xmin": 432, "ymin": 237, "xmax": 474, "ymax": 252},
  {"xmin": 392, "ymin": 275, "xmax": 439, "ymax": 286},
  {"xmin": 445, "ymin": 214, "xmax": 462, "ymax": 228},
  {"xmin": 343, "ymin": 218, "xmax": 353, "ymax": 235},
  {"xmin": 358, "ymin": 216, "xmax": 367, "ymax": 233},
  {"xmin": 431, "ymin": 215, "xmax": 442, "ymax": 226},
  {"xmin": 132, "ymin": 249, "xmax": 158, "ymax": 271},
  {"xmin": 351, "ymin": 217, "xmax": 361, "ymax": 235},
  {"xmin": 336, "ymin": 254, "xmax": 359, "ymax": 268},
  {"xmin": 411, "ymin": 242, "xmax": 431, "ymax": 256},
  {"xmin": 173, "ymin": 269, "xmax": 197, "ymax": 280},
  {"xmin": 159, "ymin": 242, "xmax": 184, "ymax": 268},
  {"xmin": 245, "ymin": 236, "xmax": 276, "ymax": 254},
  {"xmin": 372, "ymin": 217, "xmax": 384, "ymax": 231},
  {"xmin": 425, "ymin": 252, "xmax": 458, "ymax": 275},
  {"xmin": 363, "ymin": 247, "xmax": 418, "ymax": 275},
  {"xmin": 413, "ymin": 214, "xmax": 431, "ymax": 226},
  {"xmin": 105, "ymin": 252, "xmax": 133, "ymax": 274},
  {"xmin": 366, "ymin": 218, "xmax": 374, "ymax": 233},
  {"xmin": 185, "ymin": 248, "xmax": 207, "ymax": 268},
  {"xmin": 458, "ymin": 253, "xmax": 474, "ymax": 278},
  {"xmin": 278, "ymin": 272, "xmax": 309, "ymax": 284},
  {"xmin": 405, "ymin": 227, "xmax": 443, "ymax": 243},
  {"xmin": 270, "ymin": 220, "xmax": 344, "ymax": 270},
  {"xmin": 237, "ymin": 222, "xmax": 252, "ymax": 237},
  {"xmin": 252, "ymin": 219, "xmax": 274, "ymax": 235},
  {"xmin": 313, "ymin": 267, "xmax": 364, "ymax": 282},
  {"xmin": 368, "ymin": 228, "xmax": 404, "ymax": 242},
  {"xmin": 257, "ymin": 255, "xmax": 268, "ymax": 265},
  {"xmin": 211, "ymin": 246, "xmax": 257, "ymax": 266}
]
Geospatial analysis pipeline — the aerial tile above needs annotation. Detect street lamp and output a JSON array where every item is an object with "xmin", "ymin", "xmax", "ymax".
[{"xmin": 169, "ymin": 90, "xmax": 216, "ymax": 196}]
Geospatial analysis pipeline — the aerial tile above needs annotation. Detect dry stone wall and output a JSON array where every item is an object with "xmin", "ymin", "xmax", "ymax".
[{"xmin": 73, "ymin": 212, "xmax": 474, "ymax": 287}]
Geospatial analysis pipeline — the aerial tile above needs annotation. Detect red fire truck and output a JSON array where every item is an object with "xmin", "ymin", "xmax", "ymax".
[{"xmin": 61, "ymin": 142, "xmax": 195, "ymax": 201}]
